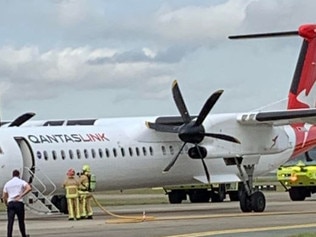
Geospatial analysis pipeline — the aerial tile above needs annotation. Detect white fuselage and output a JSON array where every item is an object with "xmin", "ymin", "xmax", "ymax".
[{"xmin": 0, "ymin": 114, "xmax": 296, "ymax": 195}]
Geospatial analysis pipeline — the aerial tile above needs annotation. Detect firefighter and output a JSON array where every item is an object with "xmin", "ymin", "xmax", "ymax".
[
  {"xmin": 63, "ymin": 168, "xmax": 80, "ymax": 220},
  {"xmin": 79, "ymin": 165, "xmax": 93, "ymax": 219}
]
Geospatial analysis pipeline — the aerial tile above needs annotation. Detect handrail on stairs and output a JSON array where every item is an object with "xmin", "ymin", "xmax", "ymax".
[{"xmin": 24, "ymin": 166, "xmax": 57, "ymax": 197}]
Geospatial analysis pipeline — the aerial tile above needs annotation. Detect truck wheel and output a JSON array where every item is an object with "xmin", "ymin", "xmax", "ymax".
[
  {"xmin": 189, "ymin": 190, "xmax": 210, "ymax": 203},
  {"xmin": 289, "ymin": 187, "xmax": 306, "ymax": 201},
  {"xmin": 51, "ymin": 195, "xmax": 68, "ymax": 214},
  {"xmin": 228, "ymin": 191, "xmax": 240, "ymax": 201},
  {"xmin": 168, "ymin": 190, "xmax": 185, "ymax": 204},
  {"xmin": 211, "ymin": 184, "xmax": 226, "ymax": 202}
]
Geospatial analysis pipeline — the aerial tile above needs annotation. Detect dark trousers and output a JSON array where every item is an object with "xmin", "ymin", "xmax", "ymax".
[{"xmin": 7, "ymin": 201, "xmax": 27, "ymax": 237}]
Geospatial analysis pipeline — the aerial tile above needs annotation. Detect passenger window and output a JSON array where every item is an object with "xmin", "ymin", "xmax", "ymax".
[
  {"xmin": 92, "ymin": 149, "xmax": 96, "ymax": 159},
  {"xmin": 142, "ymin": 147, "xmax": 147, "ymax": 156},
  {"xmin": 135, "ymin": 147, "xmax": 140, "ymax": 156},
  {"xmin": 121, "ymin": 148, "xmax": 125, "ymax": 157},
  {"xmin": 169, "ymin": 146, "xmax": 174, "ymax": 155},
  {"xmin": 162, "ymin": 146, "xmax": 166, "ymax": 155},
  {"xmin": 69, "ymin": 150, "xmax": 74, "ymax": 160},
  {"xmin": 129, "ymin": 147, "xmax": 133, "ymax": 157},
  {"xmin": 149, "ymin": 146, "xmax": 153, "ymax": 156},
  {"xmin": 61, "ymin": 150, "xmax": 66, "ymax": 160},
  {"xmin": 76, "ymin": 149, "xmax": 81, "ymax": 159},
  {"xmin": 44, "ymin": 151, "xmax": 48, "ymax": 160},
  {"xmin": 36, "ymin": 151, "xmax": 42, "ymax": 159},
  {"xmin": 113, "ymin": 148, "xmax": 117, "ymax": 157},
  {"xmin": 105, "ymin": 148, "xmax": 110, "ymax": 158},
  {"xmin": 84, "ymin": 149, "xmax": 89, "ymax": 159},
  {"xmin": 98, "ymin": 148, "xmax": 103, "ymax": 158},
  {"xmin": 52, "ymin": 151, "xmax": 57, "ymax": 160}
]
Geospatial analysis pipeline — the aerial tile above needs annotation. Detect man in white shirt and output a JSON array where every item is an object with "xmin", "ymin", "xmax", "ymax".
[{"xmin": 2, "ymin": 169, "xmax": 32, "ymax": 237}]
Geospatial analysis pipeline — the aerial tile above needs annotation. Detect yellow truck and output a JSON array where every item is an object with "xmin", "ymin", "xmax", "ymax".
[{"xmin": 277, "ymin": 157, "xmax": 316, "ymax": 201}]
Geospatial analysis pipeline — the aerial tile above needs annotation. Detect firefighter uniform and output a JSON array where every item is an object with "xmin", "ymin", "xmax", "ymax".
[
  {"xmin": 63, "ymin": 168, "xmax": 80, "ymax": 220},
  {"xmin": 79, "ymin": 165, "xmax": 93, "ymax": 219}
]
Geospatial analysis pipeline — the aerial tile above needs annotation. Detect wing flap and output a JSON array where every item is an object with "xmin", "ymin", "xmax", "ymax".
[
  {"xmin": 194, "ymin": 174, "xmax": 241, "ymax": 184},
  {"xmin": 237, "ymin": 108, "xmax": 316, "ymax": 126}
]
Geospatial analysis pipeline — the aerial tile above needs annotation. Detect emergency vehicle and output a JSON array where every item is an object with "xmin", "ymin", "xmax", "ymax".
[{"xmin": 277, "ymin": 149, "xmax": 316, "ymax": 201}]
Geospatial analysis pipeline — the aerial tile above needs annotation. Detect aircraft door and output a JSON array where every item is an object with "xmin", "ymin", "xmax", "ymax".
[{"xmin": 14, "ymin": 137, "xmax": 35, "ymax": 183}]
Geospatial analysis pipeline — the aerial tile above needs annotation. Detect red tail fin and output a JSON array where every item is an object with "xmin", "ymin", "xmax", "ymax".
[{"xmin": 288, "ymin": 24, "xmax": 316, "ymax": 109}]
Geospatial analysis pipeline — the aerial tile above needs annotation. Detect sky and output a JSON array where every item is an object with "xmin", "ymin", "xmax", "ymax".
[{"xmin": 1, "ymin": 0, "xmax": 316, "ymax": 120}]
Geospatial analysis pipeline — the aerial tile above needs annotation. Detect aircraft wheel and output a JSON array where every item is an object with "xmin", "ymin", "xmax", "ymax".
[
  {"xmin": 239, "ymin": 192, "xmax": 252, "ymax": 212},
  {"xmin": 250, "ymin": 191, "xmax": 266, "ymax": 212}
]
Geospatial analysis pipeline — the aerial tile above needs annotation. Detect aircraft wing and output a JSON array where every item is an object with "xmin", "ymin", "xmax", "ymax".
[{"xmin": 237, "ymin": 108, "xmax": 316, "ymax": 126}]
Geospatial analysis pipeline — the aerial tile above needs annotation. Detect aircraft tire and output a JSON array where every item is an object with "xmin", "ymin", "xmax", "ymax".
[
  {"xmin": 239, "ymin": 192, "xmax": 252, "ymax": 212},
  {"xmin": 250, "ymin": 191, "xmax": 265, "ymax": 212}
]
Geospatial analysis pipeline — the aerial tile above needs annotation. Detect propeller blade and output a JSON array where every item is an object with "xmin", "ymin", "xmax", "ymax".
[
  {"xmin": 163, "ymin": 142, "xmax": 187, "ymax": 173},
  {"xmin": 229, "ymin": 31, "xmax": 298, "ymax": 39},
  {"xmin": 146, "ymin": 121, "xmax": 180, "ymax": 133},
  {"xmin": 195, "ymin": 90, "xmax": 223, "ymax": 126},
  {"xmin": 196, "ymin": 145, "xmax": 210, "ymax": 184},
  {"xmin": 9, "ymin": 112, "xmax": 36, "ymax": 127},
  {"xmin": 172, "ymin": 80, "xmax": 191, "ymax": 124},
  {"xmin": 204, "ymin": 132, "xmax": 241, "ymax": 144}
]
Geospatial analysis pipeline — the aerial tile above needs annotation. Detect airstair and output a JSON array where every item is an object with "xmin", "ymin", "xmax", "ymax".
[{"xmin": 24, "ymin": 167, "xmax": 61, "ymax": 215}]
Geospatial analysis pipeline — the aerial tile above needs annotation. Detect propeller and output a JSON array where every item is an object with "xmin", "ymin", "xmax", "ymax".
[
  {"xmin": 8, "ymin": 112, "xmax": 35, "ymax": 127},
  {"xmin": 151, "ymin": 80, "xmax": 240, "ymax": 183}
]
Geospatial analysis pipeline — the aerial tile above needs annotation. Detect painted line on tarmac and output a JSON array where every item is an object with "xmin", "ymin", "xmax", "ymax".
[
  {"xmin": 163, "ymin": 223, "xmax": 316, "ymax": 237},
  {"xmin": 154, "ymin": 210, "xmax": 316, "ymax": 221}
]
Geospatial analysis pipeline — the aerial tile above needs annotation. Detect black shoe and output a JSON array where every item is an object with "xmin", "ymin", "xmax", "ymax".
[
  {"xmin": 87, "ymin": 215, "xmax": 93, "ymax": 219},
  {"xmin": 68, "ymin": 218, "xmax": 75, "ymax": 221}
]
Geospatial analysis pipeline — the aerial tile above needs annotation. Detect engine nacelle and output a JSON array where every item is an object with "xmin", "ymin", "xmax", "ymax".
[{"xmin": 188, "ymin": 146, "xmax": 207, "ymax": 159}]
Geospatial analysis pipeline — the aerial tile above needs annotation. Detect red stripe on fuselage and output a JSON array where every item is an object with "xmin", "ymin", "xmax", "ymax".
[{"xmin": 291, "ymin": 123, "xmax": 316, "ymax": 158}]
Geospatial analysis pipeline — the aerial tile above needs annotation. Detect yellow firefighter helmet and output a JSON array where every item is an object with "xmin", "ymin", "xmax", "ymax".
[{"xmin": 82, "ymin": 164, "xmax": 91, "ymax": 173}]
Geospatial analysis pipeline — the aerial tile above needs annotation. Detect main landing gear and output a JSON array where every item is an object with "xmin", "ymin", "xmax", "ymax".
[{"xmin": 235, "ymin": 158, "xmax": 266, "ymax": 212}]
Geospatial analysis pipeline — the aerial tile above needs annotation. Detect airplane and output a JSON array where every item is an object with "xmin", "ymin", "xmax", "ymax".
[{"xmin": 1, "ymin": 23, "xmax": 316, "ymax": 214}]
